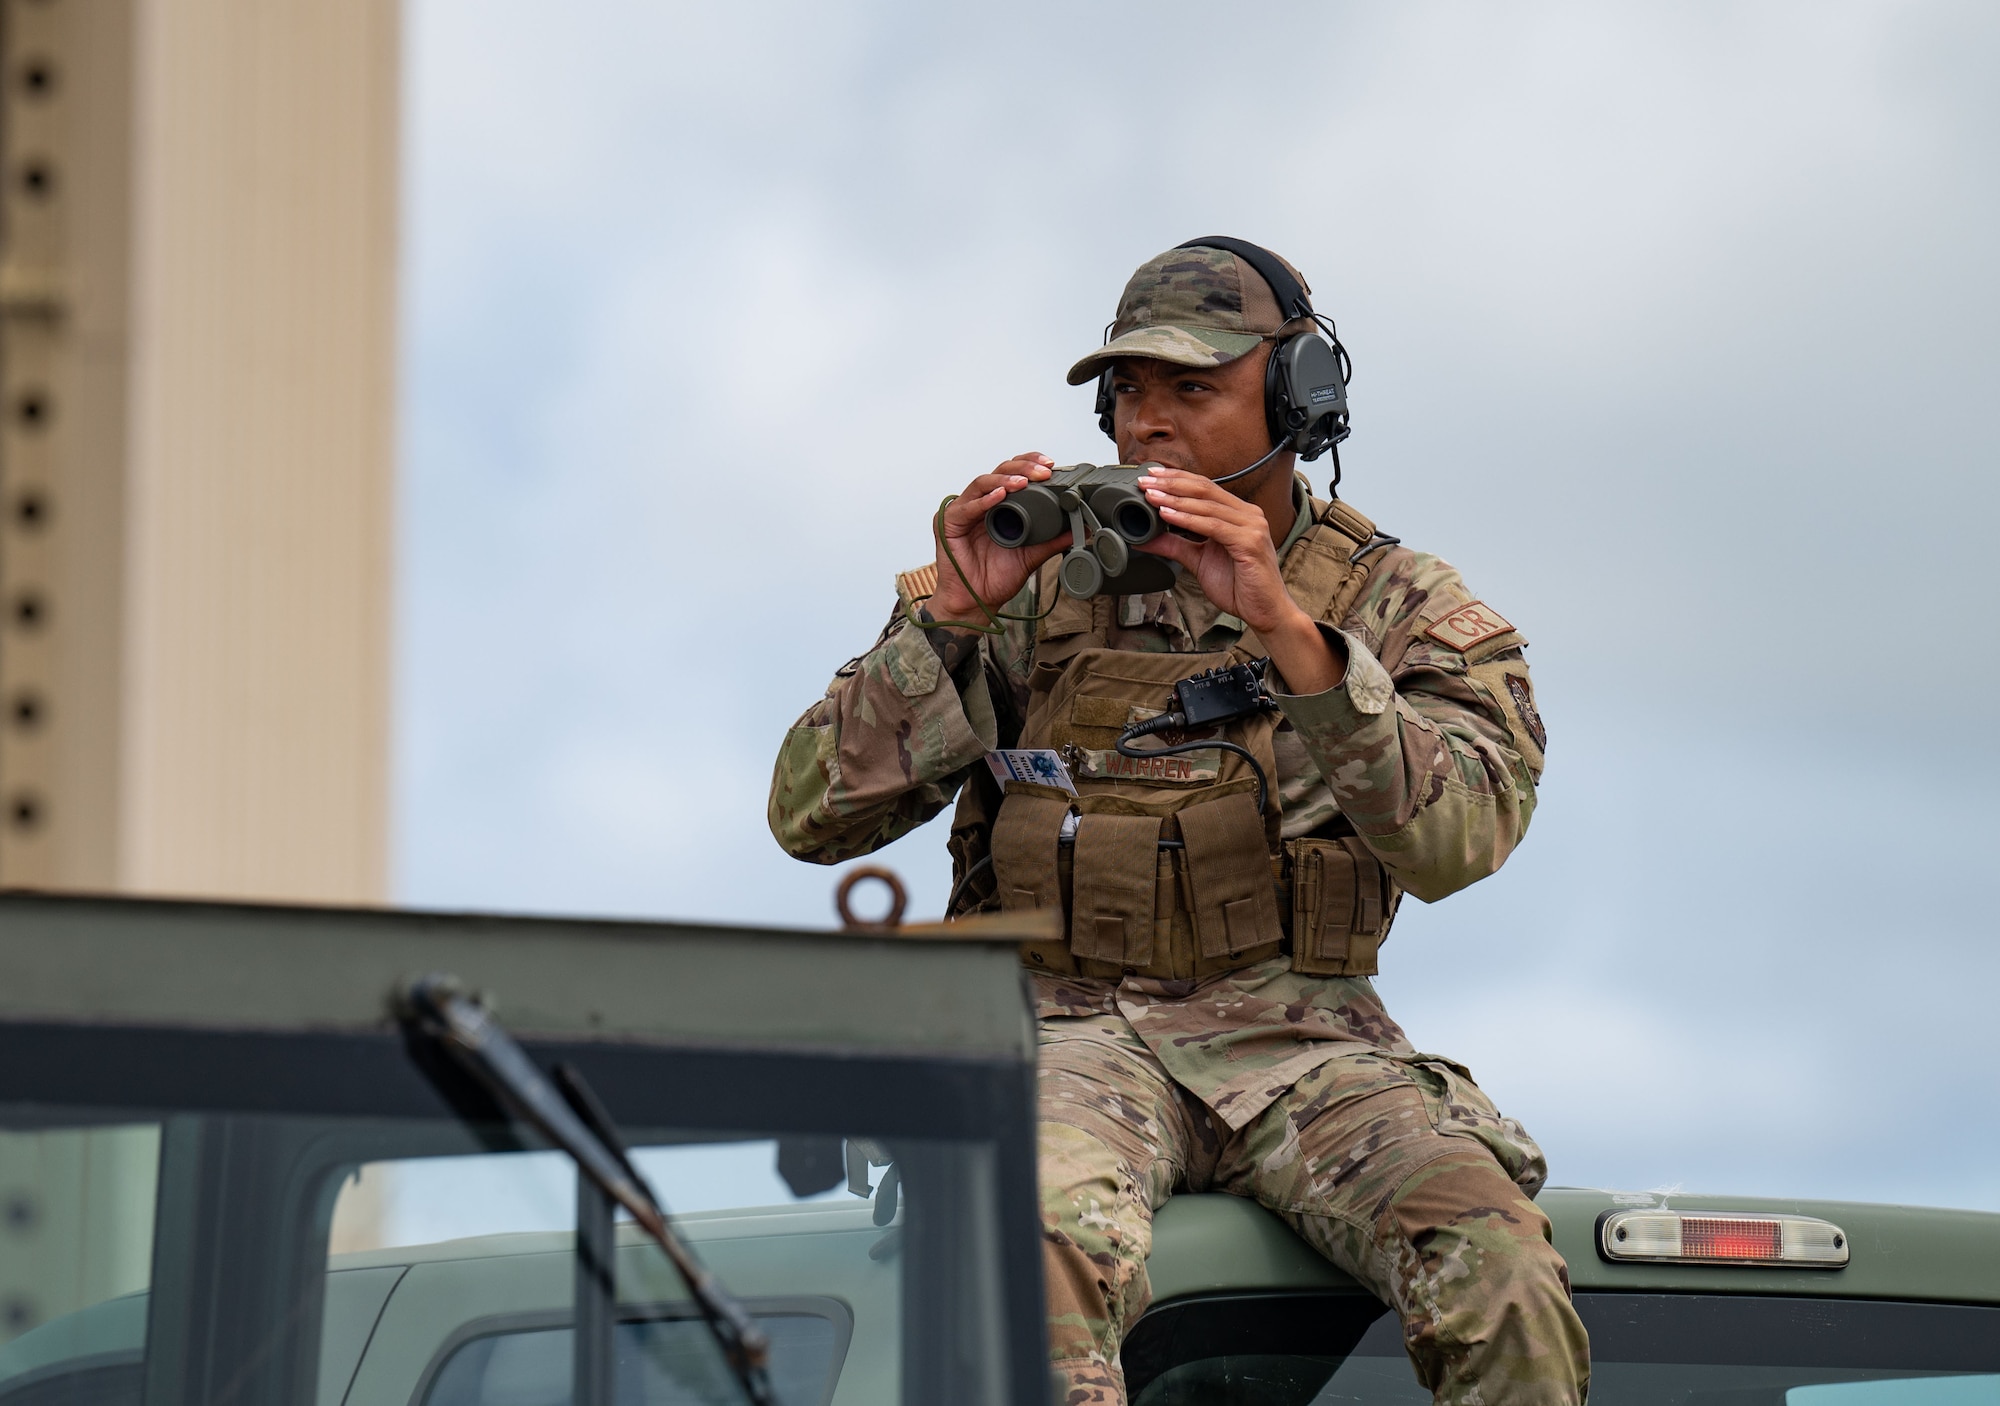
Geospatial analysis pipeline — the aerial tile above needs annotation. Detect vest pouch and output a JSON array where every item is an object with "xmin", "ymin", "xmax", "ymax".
[
  {"xmin": 990, "ymin": 787, "xmax": 1070, "ymax": 914},
  {"xmin": 946, "ymin": 764, "xmax": 1002, "ymax": 917},
  {"xmin": 1287, "ymin": 835, "xmax": 1400, "ymax": 976},
  {"xmin": 1177, "ymin": 791, "xmax": 1283, "ymax": 959},
  {"xmin": 1068, "ymin": 812, "xmax": 1162, "ymax": 967}
]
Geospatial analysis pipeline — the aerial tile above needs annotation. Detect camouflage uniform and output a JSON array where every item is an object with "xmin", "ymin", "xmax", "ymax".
[{"xmin": 769, "ymin": 246, "xmax": 1588, "ymax": 1404}]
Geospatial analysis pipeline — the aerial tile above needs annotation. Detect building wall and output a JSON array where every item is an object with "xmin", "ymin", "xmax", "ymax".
[
  {"xmin": 0, "ymin": 0, "xmax": 396, "ymax": 901},
  {"xmin": 0, "ymin": 0, "xmax": 398, "ymax": 1339},
  {"xmin": 0, "ymin": 0, "xmax": 137, "ymax": 892}
]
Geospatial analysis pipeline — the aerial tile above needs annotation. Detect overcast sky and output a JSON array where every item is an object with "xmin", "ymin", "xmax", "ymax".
[{"xmin": 395, "ymin": 2, "xmax": 2000, "ymax": 1214}]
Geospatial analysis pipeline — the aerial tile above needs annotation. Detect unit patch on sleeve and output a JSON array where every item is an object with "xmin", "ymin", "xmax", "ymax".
[
  {"xmin": 1504, "ymin": 673, "xmax": 1547, "ymax": 752},
  {"xmin": 1424, "ymin": 600, "xmax": 1516, "ymax": 653}
]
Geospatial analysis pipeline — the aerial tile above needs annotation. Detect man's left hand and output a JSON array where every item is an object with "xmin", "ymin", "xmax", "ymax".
[{"xmin": 1138, "ymin": 466, "xmax": 1348, "ymax": 694}]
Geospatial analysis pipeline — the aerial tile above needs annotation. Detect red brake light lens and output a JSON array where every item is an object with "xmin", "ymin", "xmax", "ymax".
[{"xmin": 1679, "ymin": 1216, "xmax": 1782, "ymax": 1261}]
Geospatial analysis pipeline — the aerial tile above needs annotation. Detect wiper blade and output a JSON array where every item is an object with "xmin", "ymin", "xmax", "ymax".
[{"xmin": 397, "ymin": 974, "xmax": 777, "ymax": 1406}]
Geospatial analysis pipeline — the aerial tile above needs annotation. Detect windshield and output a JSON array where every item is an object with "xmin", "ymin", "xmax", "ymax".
[
  {"xmin": 0, "ymin": 1021, "xmax": 1034, "ymax": 1406},
  {"xmin": 1124, "ymin": 1291, "xmax": 2000, "ymax": 1404},
  {"xmin": 0, "ymin": 1109, "xmax": 920, "ymax": 1406}
]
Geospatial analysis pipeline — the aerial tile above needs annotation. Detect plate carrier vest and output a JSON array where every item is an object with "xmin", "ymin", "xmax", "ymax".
[{"xmin": 946, "ymin": 497, "xmax": 1404, "ymax": 983}]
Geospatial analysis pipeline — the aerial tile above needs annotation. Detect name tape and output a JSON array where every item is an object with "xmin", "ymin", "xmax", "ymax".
[{"xmin": 1076, "ymin": 748, "xmax": 1220, "ymax": 784}]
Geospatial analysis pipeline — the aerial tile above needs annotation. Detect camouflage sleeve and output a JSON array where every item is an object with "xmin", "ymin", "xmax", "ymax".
[
  {"xmin": 1267, "ymin": 551, "xmax": 1548, "ymax": 903},
  {"xmin": 767, "ymin": 578, "xmax": 1038, "ymax": 865}
]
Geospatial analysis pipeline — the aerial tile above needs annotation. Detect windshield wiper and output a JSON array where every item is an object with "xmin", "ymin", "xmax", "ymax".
[{"xmin": 397, "ymin": 974, "xmax": 777, "ymax": 1406}]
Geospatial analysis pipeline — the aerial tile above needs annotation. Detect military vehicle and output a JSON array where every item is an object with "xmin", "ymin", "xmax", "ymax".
[{"xmin": 0, "ymin": 888, "xmax": 1996, "ymax": 1405}]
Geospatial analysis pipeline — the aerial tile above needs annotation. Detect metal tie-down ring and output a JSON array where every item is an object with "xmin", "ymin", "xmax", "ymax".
[{"xmin": 836, "ymin": 866, "xmax": 908, "ymax": 931}]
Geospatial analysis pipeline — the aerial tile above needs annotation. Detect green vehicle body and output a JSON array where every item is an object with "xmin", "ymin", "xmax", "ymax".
[
  {"xmin": 0, "ymin": 892, "xmax": 1995, "ymax": 1404},
  {"xmin": 1145, "ymin": 1190, "xmax": 2000, "ymax": 1307}
]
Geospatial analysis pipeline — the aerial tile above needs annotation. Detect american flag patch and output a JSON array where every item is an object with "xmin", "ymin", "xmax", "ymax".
[{"xmin": 895, "ymin": 561, "xmax": 939, "ymax": 607}]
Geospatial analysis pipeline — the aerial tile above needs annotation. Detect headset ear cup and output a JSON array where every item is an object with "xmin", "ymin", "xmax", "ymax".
[
  {"xmin": 1095, "ymin": 369, "xmax": 1117, "ymax": 441},
  {"xmin": 1264, "ymin": 337, "xmax": 1291, "ymax": 450},
  {"xmin": 1282, "ymin": 333, "xmax": 1349, "ymax": 462},
  {"xmin": 1268, "ymin": 335, "xmax": 1316, "ymax": 453}
]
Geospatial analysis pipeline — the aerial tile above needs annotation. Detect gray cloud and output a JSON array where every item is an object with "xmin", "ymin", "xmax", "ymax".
[{"xmin": 398, "ymin": 1, "xmax": 2000, "ymax": 1209}]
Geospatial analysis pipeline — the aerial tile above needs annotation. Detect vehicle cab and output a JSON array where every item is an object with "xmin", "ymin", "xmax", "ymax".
[{"xmin": 0, "ymin": 891, "xmax": 1051, "ymax": 1405}]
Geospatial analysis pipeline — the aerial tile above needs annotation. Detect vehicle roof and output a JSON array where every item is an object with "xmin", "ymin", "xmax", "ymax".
[
  {"xmin": 1144, "ymin": 1190, "xmax": 2000, "ymax": 1307},
  {"xmin": 325, "ymin": 1184, "xmax": 2000, "ymax": 1310},
  {"xmin": 328, "ymin": 1201, "xmax": 884, "ymax": 1271},
  {"xmin": 0, "ymin": 893, "xmax": 1048, "ymax": 1060}
]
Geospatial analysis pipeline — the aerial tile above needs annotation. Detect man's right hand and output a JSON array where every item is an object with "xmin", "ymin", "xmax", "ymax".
[{"xmin": 926, "ymin": 453, "xmax": 1072, "ymax": 621}]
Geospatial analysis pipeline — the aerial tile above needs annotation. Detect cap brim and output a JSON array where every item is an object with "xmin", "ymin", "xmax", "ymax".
[{"xmin": 1064, "ymin": 325, "xmax": 1266, "ymax": 386}]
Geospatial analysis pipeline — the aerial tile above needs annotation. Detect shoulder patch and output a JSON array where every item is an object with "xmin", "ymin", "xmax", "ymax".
[
  {"xmin": 1424, "ymin": 599, "xmax": 1515, "ymax": 652},
  {"xmin": 894, "ymin": 561, "xmax": 939, "ymax": 608}
]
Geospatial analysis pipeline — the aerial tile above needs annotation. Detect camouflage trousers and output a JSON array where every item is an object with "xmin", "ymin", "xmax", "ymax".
[{"xmin": 1039, "ymin": 1014, "xmax": 1590, "ymax": 1405}]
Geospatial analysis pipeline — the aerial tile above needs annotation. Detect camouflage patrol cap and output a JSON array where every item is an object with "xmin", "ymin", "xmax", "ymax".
[{"xmin": 1065, "ymin": 244, "xmax": 1316, "ymax": 386}]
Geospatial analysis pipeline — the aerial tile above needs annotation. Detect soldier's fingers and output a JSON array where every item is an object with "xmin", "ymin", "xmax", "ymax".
[
  {"xmin": 1152, "ymin": 508, "xmax": 1256, "ymax": 560},
  {"xmin": 1141, "ymin": 484, "xmax": 1263, "ymax": 539},
  {"xmin": 957, "ymin": 471, "xmax": 1034, "ymax": 504},
  {"xmin": 1021, "ymin": 534, "xmax": 1073, "ymax": 570},
  {"xmin": 1136, "ymin": 531, "xmax": 1200, "ymax": 569},
  {"xmin": 941, "ymin": 483, "xmax": 1012, "ymax": 532},
  {"xmin": 1143, "ymin": 483, "xmax": 1260, "ymax": 522},
  {"xmin": 998, "ymin": 454, "xmax": 1055, "ymax": 480},
  {"xmin": 1140, "ymin": 469, "xmax": 1262, "ymax": 528},
  {"xmin": 1139, "ymin": 465, "xmax": 1233, "ymax": 498},
  {"xmin": 970, "ymin": 468, "xmax": 1036, "ymax": 491}
]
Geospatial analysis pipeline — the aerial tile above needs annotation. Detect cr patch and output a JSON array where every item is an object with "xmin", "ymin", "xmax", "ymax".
[{"xmin": 1425, "ymin": 600, "xmax": 1515, "ymax": 652}]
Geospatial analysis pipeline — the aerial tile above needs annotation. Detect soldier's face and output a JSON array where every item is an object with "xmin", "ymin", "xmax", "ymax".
[{"xmin": 1107, "ymin": 345, "xmax": 1273, "ymax": 480}]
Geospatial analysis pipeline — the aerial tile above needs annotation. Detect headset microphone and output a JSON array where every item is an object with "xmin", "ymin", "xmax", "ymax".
[{"xmin": 1208, "ymin": 438, "xmax": 1293, "ymax": 488}]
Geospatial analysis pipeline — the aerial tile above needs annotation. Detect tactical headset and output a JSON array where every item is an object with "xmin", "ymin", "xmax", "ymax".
[{"xmin": 1094, "ymin": 236, "xmax": 1353, "ymax": 478}]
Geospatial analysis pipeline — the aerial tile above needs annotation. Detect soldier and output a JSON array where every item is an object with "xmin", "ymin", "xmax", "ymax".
[{"xmin": 769, "ymin": 239, "xmax": 1588, "ymax": 1404}]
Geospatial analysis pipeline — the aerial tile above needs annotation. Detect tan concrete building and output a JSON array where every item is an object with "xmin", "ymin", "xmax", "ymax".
[
  {"xmin": 0, "ymin": 0, "xmax": 399, "ymax": 1337},
  {"xmin": 0, "ymin": 0, "xmax": 397, "ymax": 902}
]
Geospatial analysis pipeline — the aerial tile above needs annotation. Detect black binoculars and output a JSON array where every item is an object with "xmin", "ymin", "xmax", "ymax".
[{"xmin": 984, "ymin": 462, "xmax": 1173, "ymax": 598}]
